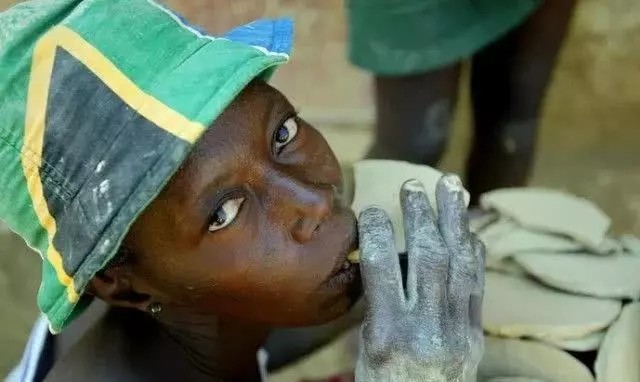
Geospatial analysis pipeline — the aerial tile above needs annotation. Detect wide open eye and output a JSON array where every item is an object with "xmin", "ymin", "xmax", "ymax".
[
  {"xmin": 208, "ymin": 197, "xmax": 245, "ymax": 232},
  {"xmin": 273, "ymin": 117, "xmax": 298, "ymax": 153}
]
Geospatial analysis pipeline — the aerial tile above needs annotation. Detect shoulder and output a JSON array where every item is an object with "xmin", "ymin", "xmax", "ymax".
[
  {"xmin": 47, "ymin": 307, "xmax": 160, "ymax": 382},
  {"xmin": 46, "ymin": 311, "xmax": 138, "ymax": 382}
]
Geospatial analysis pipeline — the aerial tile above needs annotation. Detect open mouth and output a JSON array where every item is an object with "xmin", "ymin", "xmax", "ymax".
[
  {"xmin": 325, "ymin": 220, "xmax": 360, "ymax": 289},
  {"xmin": 327, "ymin": 259, "xmax": 359, "ymax": 287}
]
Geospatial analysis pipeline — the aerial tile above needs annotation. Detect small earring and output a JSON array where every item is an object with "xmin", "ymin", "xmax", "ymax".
[{"xmin": 148, "ymin": 302, "xmax": 163, "ymax": 317}]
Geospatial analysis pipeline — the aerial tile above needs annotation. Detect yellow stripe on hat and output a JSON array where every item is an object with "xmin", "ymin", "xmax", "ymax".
[
  {"xmin": 46, "ymin": 26, "xmax": 205, "ymax": 143},
  {"xmin": 23, "ymin": 28, "xmax": 79, "ymax": 303},
  {"xmin": 23, "ymin": 26, "xmax": 206, "ymax": 304}
]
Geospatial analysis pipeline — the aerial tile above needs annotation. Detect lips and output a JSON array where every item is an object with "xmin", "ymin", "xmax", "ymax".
[
  {"xmin": 315, "ymin": 209, "xmax": 363, "ymax": 304},
  {"xmin": 325, "ymin": 260, "xmax": 359, "ymax": 291},
  {"xmin": 328, "ymin": 217, "xmax": 359, "ymax": 277}
]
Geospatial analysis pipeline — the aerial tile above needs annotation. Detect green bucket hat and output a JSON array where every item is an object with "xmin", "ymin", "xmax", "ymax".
[{"xmin": 0, "ymin": 0, "xmax": 292, "ymax": 333}]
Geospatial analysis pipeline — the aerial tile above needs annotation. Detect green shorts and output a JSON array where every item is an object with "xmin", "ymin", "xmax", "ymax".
[{"xmin": 347, "ymin": 0, "xmax": 542, "ymax": 75}]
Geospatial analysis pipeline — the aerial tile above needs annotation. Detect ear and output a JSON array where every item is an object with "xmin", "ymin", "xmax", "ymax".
[{"xmin": 86, "ymin": 264, "xmax": 152, "ymax": 311}]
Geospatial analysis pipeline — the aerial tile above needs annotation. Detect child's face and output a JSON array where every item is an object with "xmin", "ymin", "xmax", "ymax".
[{"xmin": 123, "ymin": 80, "xmax": 360, "ymax": 325}]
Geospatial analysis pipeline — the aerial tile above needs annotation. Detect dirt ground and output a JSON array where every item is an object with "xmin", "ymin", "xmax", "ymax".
[{"xmin": 1, "ymin": 0, "xmax": 639, "ymax": 379}]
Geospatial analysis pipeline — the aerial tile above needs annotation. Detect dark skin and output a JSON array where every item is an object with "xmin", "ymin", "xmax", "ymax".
[
  {"xmin": 367, "ymin": 0, "xmax": 578, "ymax": 205},
  {"xmin": 47, "ymin": 80, "xmax": 361, "ymax": 381}
]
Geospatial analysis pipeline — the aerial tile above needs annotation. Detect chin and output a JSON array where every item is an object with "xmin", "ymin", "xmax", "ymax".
[
  {"xmin": 315, "ymin": 275, "xmax": 362, "ymax": 324},
  {"xmin": 277, "ymin": 280, "xmax": 362, "ymax": 327}
]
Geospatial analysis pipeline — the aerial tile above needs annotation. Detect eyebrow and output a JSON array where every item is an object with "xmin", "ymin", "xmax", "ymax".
[
  {"xmin": 264, "ymin": 88, "xmax": 296, "ymax": 126},
  {"xmin": 193, "ymin": 162, "xmax": 235, "ymax": 217},
  {"xmin": 192, "ymin": 86, "xmax": 296, "ymax": 219}
]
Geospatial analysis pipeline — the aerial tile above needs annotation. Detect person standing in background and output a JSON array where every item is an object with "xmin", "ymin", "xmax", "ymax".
[{"xmin": 347, "ymin": 0, "xmax": 577, "ymax": 205}]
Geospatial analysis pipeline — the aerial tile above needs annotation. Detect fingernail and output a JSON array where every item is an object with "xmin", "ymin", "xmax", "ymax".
[
  {"xmin": 402, "ymin": 179, "xmax": 425, "ymax": 192},
  {"xmin": 358, "ymin": 205, "xmax": 387, "ymax": 220},
  {"xmin": 441, "ymin": 174, "xmax": 463, "ymax": 192}
]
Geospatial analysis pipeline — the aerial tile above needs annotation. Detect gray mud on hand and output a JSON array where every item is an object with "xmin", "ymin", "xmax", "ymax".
[{"xmin": 351, "ymin": 160, "xmax": 469, "ymax": 253}]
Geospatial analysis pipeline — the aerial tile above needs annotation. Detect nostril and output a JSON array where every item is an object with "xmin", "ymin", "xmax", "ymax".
[
  {"xmin": 306, "ymin": 190, "xmax": 333, "ymax": 221},
  {"xmin": 290, "ymin": 183, "xmax": 335, "ymax": 242},
  {"xmin": 293, "ymin": 204, "xmax": 329, "ymax": 242},
  {"xmin": 315, "ymin": 201, "xmax": 332, "ymax": 219},
  {"xmin": 293, "ymin": 218, "xmax": 321, "ymax": 243},
  {"xmin": 312, "ymin": 213, "xmax": 327, "ymax": 235}
]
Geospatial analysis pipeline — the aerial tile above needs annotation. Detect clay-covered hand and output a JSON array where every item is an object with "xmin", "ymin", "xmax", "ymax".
[{"xmin": 355, "ymin": 175, "xmax": 485, "ymax": 382}]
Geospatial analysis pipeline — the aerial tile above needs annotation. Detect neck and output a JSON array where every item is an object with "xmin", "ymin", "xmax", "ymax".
[{"xmin": 155, "ymin": 309, "xmax": 270, "ymax": 381}]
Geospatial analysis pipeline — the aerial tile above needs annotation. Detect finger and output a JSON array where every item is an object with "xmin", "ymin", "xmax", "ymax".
[
  {"xmin": 436, "ymin": 174, "xmax": 475, "ymax": 291},
  {"xmin": 436, "ymin": 175, "xmax": 475, "ymax": 327},
  {"xmin": 400, "ymin": 179, "xmax": 448, "ymax": 314},
  {"xmin": 358, "ymin": 207, "xmax": 405, "ymax": 319},
  {"xmin": 436, "ymin": 174, "xmax": 472, "ymax": 252},
  {"xmin": 469, "ymin": 234, "xmax": 485, "ymax": 332},
  {"xmin": 468, "ymin": 237, "xmax": 486, "ymax": 369},
  {"xmin": 471, "ymin": 233, "xmax": 486, "ymax": 297}
]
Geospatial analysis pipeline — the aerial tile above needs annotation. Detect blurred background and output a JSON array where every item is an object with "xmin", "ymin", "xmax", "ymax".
[{"xmin": 0, "ymin": 0, "xmax": 639, "ymax": 379}]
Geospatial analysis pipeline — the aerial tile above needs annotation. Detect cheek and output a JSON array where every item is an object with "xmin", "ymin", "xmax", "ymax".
[
  {"xmin": 132, "ymin": 212, "xmax": 350, "ymax": 323},
  {"xmin": 306, "ymin": 130, "xmax": 340, "ymax": 176},
  {"xmin": 285, "ymin": 127, "xmax": 341, "ymax": 184},
  {"xmin": 213, "ymin": 230, "xmax": 312, "ymax": 292},
  {"xmin": 153, "ymin": 229, "xmax": 311, "ymax": 303}
]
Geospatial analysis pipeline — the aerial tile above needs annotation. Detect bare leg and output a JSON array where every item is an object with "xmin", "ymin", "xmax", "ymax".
[
  {"xmin": 367, "ymin": 64, "xmax": 461, "ymax": 166},
  {"xmin": 467, "ymin": 0, "xmax": 577, "ymax": 204}
]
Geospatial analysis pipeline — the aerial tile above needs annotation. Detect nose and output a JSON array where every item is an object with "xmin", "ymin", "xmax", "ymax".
[{"xmin": 269, "ymin": 176, "xmax": 334, "ymax": 243}]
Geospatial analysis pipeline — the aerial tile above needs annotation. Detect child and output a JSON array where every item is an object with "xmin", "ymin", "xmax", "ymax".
[{"xmin": 2, "ymin": 1, "xmax": 483, "ymax": 381}]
